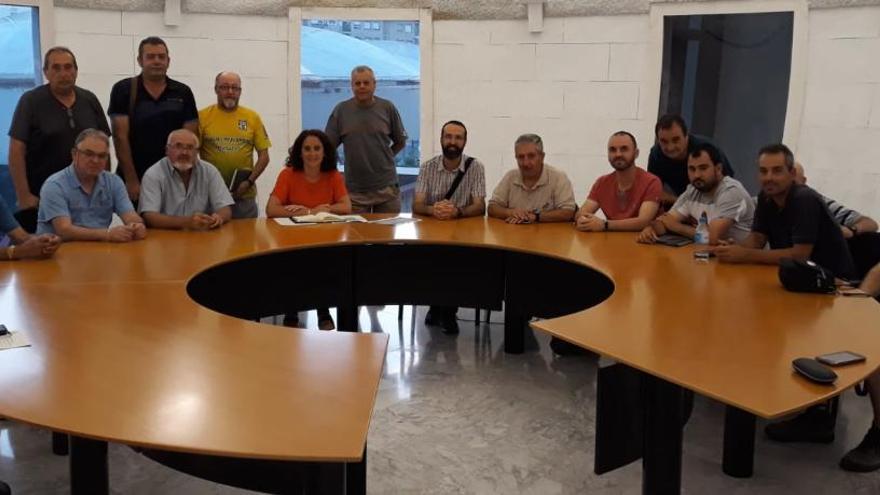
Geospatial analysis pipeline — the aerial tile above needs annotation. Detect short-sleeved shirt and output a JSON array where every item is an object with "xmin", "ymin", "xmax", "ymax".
[
  {"xmin": 752, "ymin": 184, "xmax": 856, "ymax": 279},
  {"xmin": 820, "ymin": 194, "xmax": 863, "ymax": 229},
  {"xmin": 108, "ymin": 75, "xmax": 199, "ymax": 180},
  {"xmin": 587, "ymin": 167, "xmax": 662, "ymax": 220},
  {"xmin": 647, "ymin": 134, "xmax": 735, "ymax": 196},
  {"xmin": 138, "ymin": 158, "xmax": 234, "ymax": 217},
  {"xmin": 270, "ymin": 169, "xmax": 348, "ymax": 209},
  {"xmin": 415, "ymin": 154, "xmax": 486, "ymax": 208},
  {"xmin": 198, "ymin": 104, "xmax": 271, "ymax": 200},
  {"xmin": 324, "ymin": 97, "xmax": 407, "ymax": 193},
  {"xmin": 0, "ymin": 196, "xmax": 19, "ymax": 235},
  {"xmin": 8, "ymin": 85, "xmax": 111, "ymax": 197},
  {"xmin": 489, "ymin": 164, "xmax": 577, "ymax": 212},
  {"xmin": 671, "ymin": 176, "xmax": 755, "ymax": 243},
  {"xmin": 36, "ymin": 164, "xmax": 134, "ymax": 235}
]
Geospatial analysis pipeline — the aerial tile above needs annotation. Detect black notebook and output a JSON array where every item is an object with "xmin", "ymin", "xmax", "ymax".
[
  {"xmin": 654, "ymin": 234, "xmax": 693, "ymax": 247},
  {"xmin": 228, "ymin": 168, "xmax": 252, "ymax": 192}
]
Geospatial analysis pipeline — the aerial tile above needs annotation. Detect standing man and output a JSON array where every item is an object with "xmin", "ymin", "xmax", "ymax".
[
  {"xmin": 325, "ymin": 65, "xmax": 407, "ymax": 213},
  {"xmin": 199, "ymin": 71, "xmax": 271, "ymax": 219},
  {"xmin": 108, "ymin": 36, "xmax": 199, "ymax": 203},
  {"xmin": 648, "ymin": 114, "xmax": 734, "ymax": 207},
  {"xmin": 8, "ymin": 46, "xmax": 111, "ymax": 232},
  {"xmin": 139, "ymin": 129, "xmax": 234, "ymax": 230},
  {"xmin": 488, "ymin": 134, "xmax": 576, "ymax": 224},
  {"xmin": 576, "ymin": 131, "xmax": 662, "ymax": 233},
  {"xmin": 412, "ymin": 120, "xmax": 487, "ymax": 334}
]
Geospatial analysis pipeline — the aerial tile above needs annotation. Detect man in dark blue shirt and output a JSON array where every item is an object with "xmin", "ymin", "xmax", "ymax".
[{"xmin": 0, "ymin": 195, "xmax": 60, "ymax": 260}]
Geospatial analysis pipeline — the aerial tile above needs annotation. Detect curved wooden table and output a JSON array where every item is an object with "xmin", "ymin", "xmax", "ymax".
[{"xmin": 1, "ymin": 217, "xmax": 878, "ymax": 494}]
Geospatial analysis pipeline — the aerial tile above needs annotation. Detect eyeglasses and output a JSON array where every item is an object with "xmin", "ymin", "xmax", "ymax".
[
  {"xmin": 76, "ymin": 148, "xmax": 109, "ymax": 161},
  {"xmin": 216, "ymin": 85, "xmax": 241, "ymax": 93},
  {"xmin": 66, "ymin": 107, "xmax": 75, "ymax": 130},
  {"xmin": 168, "ymin": 143, "xmax": 197, "ymax": 151}
]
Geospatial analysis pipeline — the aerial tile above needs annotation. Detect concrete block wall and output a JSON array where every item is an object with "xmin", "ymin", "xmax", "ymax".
[
  {"xmin": 796, "ymin": 6, "xmax": 880, "ymax": 216},
  {"xmin": 433, "ymin": 15, "xmax": 654, "ymax": 202},
  {"xmin": 54, "ymin": 7, "xmax": 290, "ymax": 213}
]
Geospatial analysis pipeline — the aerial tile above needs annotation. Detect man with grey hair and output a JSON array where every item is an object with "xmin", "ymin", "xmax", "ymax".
[
  {"xmin": 488, "ymin": 133, "xmax": 576, "ymax": 224},
  {"xmin": 9, "ymin": 46, "xmax": 111, "ymax": 232},
  {"xmin": 37, "ymin": 128, "xmax": 145, "ymax": 241},
  {"xmin": 199, "ymin": 71, "xmax": 271, "ymax": 219},
  {"xmin": 325, "ymin": 65, "xmax": 408, "ymax": 213},
  {"xmin": 793, "ymin": 161, "xmax": 878, "ymax": 238},
  {"xmin": 139, "ymin": 129, "xmax": 234, "ymax": 230}
]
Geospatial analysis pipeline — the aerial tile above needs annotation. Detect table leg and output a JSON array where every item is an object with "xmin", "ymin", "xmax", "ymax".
[
  {"xmin": 503, "ymin": 303, "xmax": 525, "ymax": 354},
  {"xmin": 52, "ymin": 431, "xmax": 69, "ymax": 455},
  {"xmin": 337, "ymin": 304, "xmax": 359, "ymax": 333},
  {"xmin": 346, "ymin": 444, "xmax": 366, "ymax": 495},
  {"xmin": 722, "ymin": 405, "xmax": 756, "ymax": 478},
  {"xmin": 642, "ymin": 374, "xmax": 683, "ymax": 495},
  {"xmin": 69, "ymin": 436, "xmax": 108, "ymax": 495}
]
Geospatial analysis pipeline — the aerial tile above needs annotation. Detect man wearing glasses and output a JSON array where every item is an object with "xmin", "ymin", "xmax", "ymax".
[
  {"xmin": 36, "ymin": 129, "xmax": 145, "ymax": 242},
  {"xmin": 8, "ymin": 46, "xmax": 111, "ymax": 232},
  {"xmin": 198, "ymin": 71, "xmax": 271, "ymax": 219}
]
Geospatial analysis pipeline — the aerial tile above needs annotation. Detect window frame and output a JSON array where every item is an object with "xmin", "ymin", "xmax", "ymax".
[
  {"xmin": 288, "ymin": 7, "xmax": 434, "ymax": 164},
  {"xmin": 644, "ymin": 0, "xmax": 808, "ymax": 150}
]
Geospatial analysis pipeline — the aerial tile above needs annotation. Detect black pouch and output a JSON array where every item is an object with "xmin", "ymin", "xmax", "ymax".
[{"xmin": 778, "ymin": 258, "xmax": 836, "ymax": 294}]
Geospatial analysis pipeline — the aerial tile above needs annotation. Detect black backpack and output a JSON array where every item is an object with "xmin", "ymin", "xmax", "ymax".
[{"xmin": 778, "ymin": 258, "xmax": 836, "ymax": 294}]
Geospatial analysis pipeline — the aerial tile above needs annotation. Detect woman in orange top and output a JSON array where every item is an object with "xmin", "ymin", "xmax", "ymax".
[{"xmin": 267, "ymin": 129, "xmax": 351, "ymax": 330}]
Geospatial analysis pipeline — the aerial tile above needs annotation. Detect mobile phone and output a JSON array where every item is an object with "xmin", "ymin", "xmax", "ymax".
[
  {"xmin": 815, "ymin": 351, "xmax": 866, "ymax": 367},
  {"xmin": 693, "ymin": 250, "xmax": 714, "ymax": 259},
  {"xmin": 0, "ymin": 325, "xmax": 8, "ymax": 336}
]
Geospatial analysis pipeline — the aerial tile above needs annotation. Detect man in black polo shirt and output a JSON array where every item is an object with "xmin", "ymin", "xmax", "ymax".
[
  {"xmin": 713, "ymin": 143, "xmax": 856, "ymax": 280},
  {"xmin": 8, "ymin": 46, "xmax": 111, "ymax": 232},
  {"xmin": 108, "ymin": 36, "xmax": 198, "ymax": 202},
  {"xmin": 647, "ymin": 114, "xmax": 734, "ymax": 207}
]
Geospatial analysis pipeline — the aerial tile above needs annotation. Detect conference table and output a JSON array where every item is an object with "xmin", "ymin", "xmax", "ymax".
[{"xmin": 1, "ymin": 216, "xmax": 879, "ymax": 494}]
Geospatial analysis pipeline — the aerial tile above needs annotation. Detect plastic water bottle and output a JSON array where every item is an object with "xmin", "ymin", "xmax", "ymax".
[{"xmin": 694, "ymin": 211, "xmax": 709, "ymax": 245}]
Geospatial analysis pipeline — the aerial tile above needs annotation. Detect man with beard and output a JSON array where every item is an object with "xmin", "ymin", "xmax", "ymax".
[
  {"xmin": 8, "ymin": 46, "xmax": 111, "ymax": 232},
  {"xmin": 412, "ymin": 120, "xmax": 486, "ymax": 334},
  {"xmin": 712, "ymin": 143, "xmax": 856, "ymax": 279},
  {"xmin": 109, "ymin": 37, "xmax": 199, "ymax": 203},
  {"xmin": 36, "ymin": 129, "xmax": 145, "ymax": 242},
  {"xmin": 198, "ymin": 71, "xmax": 271, "ymax": 219},
  {"xmin": 638, "ymin": 142, "xmax": 754, "ymax": 244},
  {"xmin": 139, "ymin": 129, "xmax": 233, "ymax": 230},
  {"xmin": 575, "ymin": 131, "xmax": 661, "ymax": 232}
]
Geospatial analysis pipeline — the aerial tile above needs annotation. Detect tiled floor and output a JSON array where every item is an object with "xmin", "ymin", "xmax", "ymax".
[{"xmin": 0, "ymin": 306, "xmax": 878, "ymax": 494}]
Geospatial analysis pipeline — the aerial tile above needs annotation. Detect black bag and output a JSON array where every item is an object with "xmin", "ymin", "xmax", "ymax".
[{"xmin": 778, "ymin": 258, "xmax": 836, "ymax": 294}]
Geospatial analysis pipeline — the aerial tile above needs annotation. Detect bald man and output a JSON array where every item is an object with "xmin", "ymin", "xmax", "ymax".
[
  {"xmin": 794, "ymin": 162, "xmax": 877, "ymax": 238},
  {"xmin": 199, "ymin": 71, "xmax": 272, "ymax": 218}
]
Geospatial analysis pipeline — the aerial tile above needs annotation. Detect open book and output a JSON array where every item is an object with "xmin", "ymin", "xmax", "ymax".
[{"xmin": 290, "ymin": 212, "xmax": 368, "ymax": 224}]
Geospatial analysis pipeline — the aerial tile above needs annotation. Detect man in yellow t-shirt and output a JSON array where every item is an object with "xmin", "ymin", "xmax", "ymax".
[{"xmin": 199, "ymin": 71, "xmax": 271, "ymax": 218}]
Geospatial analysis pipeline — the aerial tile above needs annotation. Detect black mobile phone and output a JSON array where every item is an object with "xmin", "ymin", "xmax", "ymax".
[
  {"xmin": 0, "ymin": 324, "xmax": 8, "ymax": 336},
  {"xmin": 815, "ymin": 351, "xmax": 866, "ymax": 367}
]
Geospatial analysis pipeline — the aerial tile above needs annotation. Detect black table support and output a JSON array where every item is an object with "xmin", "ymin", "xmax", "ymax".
[
  {"xmin": 642, "ymin": 374, "xmax": 684, "ymax": 495},
  {"xmin": 52, "ymin": 431, "xmax": 69, "ymax": 455},
  {"xmin": 69, "ymin": 436, "xmax": 108, "ymax": 495},
  {"xmin": 722, "ymin": 405, "xmax": 756, "ymax": 478},
  {"xmin": 345, "ymin": 444, "xmax": 367, "ymax": 495}
]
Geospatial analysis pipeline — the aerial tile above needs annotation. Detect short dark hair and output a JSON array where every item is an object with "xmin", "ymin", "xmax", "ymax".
[
  {"xmin": 440, "ymin": 120, "xmax": 467, "ymax": 140},
  {"xmin": 138, "ymin": 36, "xmax": 169, "ymax": 58},
  {"xmin": 654, "ymin": 114, "xmax": 688, "ymax": 137},
  {"xmin": 611, "ymin": 130, "xmax": 638, "ymax": 149},
  {"xmin": 689, "ymin": 142, "xmax": 722, "ymax": 166},
  {"xmin": 758, "ymin": 143, "xmax": 795, "ymax": 170},
  {"xmin": 287, "ymin": 130, "xmax": 338, "ymax": 172},
  {"xmin": 43, "ymin": 46, "xmax": 78, "ymax": 71}
]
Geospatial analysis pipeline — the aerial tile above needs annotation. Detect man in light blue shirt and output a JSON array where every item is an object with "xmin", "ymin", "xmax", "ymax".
[{"xmin": 37, "ymin": 129, "xmax": 146, "ymax": 242}]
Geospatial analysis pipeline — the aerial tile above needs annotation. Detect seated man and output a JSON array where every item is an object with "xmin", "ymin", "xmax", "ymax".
[
  {"xmin": 576, "ymin": 131, "xmax": 661, "ymax": 232},
  {"xmin": 139, "ymin": 129, "xmax": 234, "ymax": 230},
  {"xmin": 488, "ymin": 133, "xmax": 576, "ymax": 224},
  {"xmin": 794, "ymin": 161, "xmax": 878, "ymax": 238},
  {"xmin": 638, "ymin": 142, "xmax": 754, "ymax": 244},
  {"xmin": 648, "ymin": 114, "xmax": 734, "ymax": 207},
  {"xmin": 1, "ymin": 194, "xmax": 60, "ymax": 259},
  {"xmin": 713, "ymin": 143, "xmax": 856, "ymax": 280},
  {"xmin": 413, "ymin": 120, "xmax": 486, "ymax": 335},
  {"xmin": 37, "ymin": 129, "xmax": 146, "ymax": 242}
]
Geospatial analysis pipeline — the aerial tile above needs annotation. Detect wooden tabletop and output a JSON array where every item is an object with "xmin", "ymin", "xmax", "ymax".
[{"xmin": 0, "ymin": 217, "xmax": 877, "ymax": 463}]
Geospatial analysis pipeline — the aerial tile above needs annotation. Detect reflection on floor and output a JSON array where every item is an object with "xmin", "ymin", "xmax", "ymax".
[{"xmin": 0, "ymin": 306, "xmax": 878, "ymax": 494}]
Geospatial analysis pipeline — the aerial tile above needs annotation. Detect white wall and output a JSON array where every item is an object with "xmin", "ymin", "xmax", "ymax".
[
  {"xmin": 796, "ymin": 6, "xmax": 880, "ymax": 216},
  {"xmin": 51, "ymin": 5, "xmax": 880, "ymax": 218},
  {"xmin": 54, "ymin": 7, "xmax": 290, "ymax": 212}
]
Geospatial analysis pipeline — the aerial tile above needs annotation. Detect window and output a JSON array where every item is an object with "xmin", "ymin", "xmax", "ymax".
[
  {"xmin": 0, "ymin": 3, "xmax": 41, "ymax": 207},
  {"xmin": 659, "ymin": 12, "xmax": 794, "ymax": 193}
]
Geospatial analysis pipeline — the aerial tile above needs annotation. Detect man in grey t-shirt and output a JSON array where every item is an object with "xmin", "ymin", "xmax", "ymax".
[
  {"xmin": 639, "ymin": 142, "xmax": 754, "ymax": 244},
  {"xmin": 324, "ymin": 65, "xmax": 407, "ymax": 213}
]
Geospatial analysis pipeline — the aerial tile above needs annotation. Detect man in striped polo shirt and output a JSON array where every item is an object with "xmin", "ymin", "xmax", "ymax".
[
  {"xmin": 794, "ymin": 162, "xmax": 878, "ymax": 238},
  {"xmin": 413, "ymin": 120, "xmax": 486, "ymax": 334}
]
